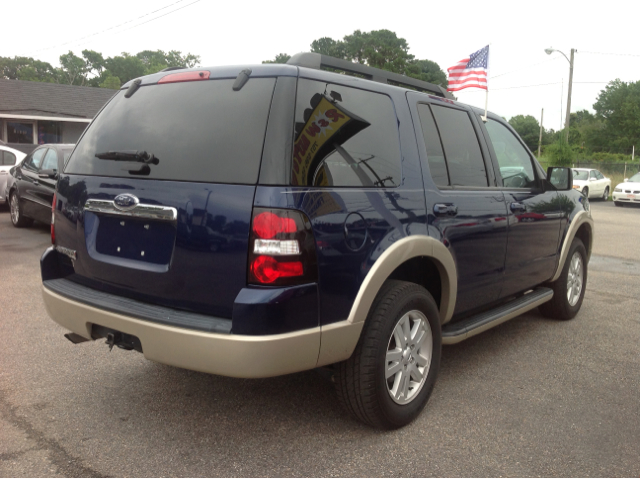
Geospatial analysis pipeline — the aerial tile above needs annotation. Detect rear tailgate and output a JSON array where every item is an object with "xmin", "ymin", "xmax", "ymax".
[{"xmin": 57, "ymin": 73, "xmax": 279, "ymax": 318}]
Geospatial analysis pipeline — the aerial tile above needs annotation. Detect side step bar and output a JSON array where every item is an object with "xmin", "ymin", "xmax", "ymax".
[{"xmin": 442, "ymin": 287, "xmax": 553, "ymax": 345}]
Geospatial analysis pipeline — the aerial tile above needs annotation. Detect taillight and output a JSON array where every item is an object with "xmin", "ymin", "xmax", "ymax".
[
  {"xmin": 51, "ymin": 192, "xmax": 56, "ymax": 244},
  {"xmin": 248, "ymin": 208, "xmax": 318, "ymax": 286}
]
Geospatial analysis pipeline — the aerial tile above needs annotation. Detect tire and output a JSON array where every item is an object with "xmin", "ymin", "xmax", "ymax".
[
  {"xmin": 614, "ymin": 201, "xmax": 624, "ymax": 207},
  {"xmin": 539, "ymin": 238, "xmax": 587, "ymax": 320},
  {"xmin": 334, "ymin": 280, "xmax": 441, "ymax": 429},
  {"xmin": 9, "ymin": 192, "xmax": 33, "ymax": 228},
  {"xmin": 602, "ymin": 187, "xmax": 609, "ymax": 201},
  {"xmin": 582, "ymin": 187, "xmax": 589, "ymax": 198}
]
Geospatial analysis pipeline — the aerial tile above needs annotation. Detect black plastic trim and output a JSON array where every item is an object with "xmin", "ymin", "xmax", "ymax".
[{"xmin": 43, "ymin": 278, "xmax": 232, "ymax": 334}]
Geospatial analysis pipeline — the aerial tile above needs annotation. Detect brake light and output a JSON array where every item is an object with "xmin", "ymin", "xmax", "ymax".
[
  {"xmin": 51, "ymin": 192, "xmax": 56, "ymax": 244},
  {"xmin": 248, "ymin": 208, "xmax": 318, "ymax": 286},
  {"xmin": 157, "ymin": 70, "xmax": 210, "ymax": 84}
]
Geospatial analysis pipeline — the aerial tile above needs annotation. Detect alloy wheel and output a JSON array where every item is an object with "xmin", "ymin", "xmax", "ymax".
[
  {"xmin": 385, "ymin": 310, "xmax": 433, "ymax": 405},
  {"xmin": 567, "ymin": 251, "xmax": 584, "ymax": 307},
  {"xmin": 10, "ymin": 194, "xmax": 19, "ymax": 225}
]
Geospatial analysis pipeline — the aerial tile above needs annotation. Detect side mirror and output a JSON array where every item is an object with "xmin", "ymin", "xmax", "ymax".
[
  {"xmin": 38, "ymin": 169, "xmax": 58, "ymax": 180},
  {"xmin": 546, "ymin": 166, "xmax": 573, "ymax": 191},
  {"xmin": 624, "ymin": 178, "xmax": 629, "ymax": 182}
]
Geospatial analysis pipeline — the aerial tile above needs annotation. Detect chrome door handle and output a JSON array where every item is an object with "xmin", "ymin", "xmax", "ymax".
[
  {"xmin": 510, "ymin": 202, "xmax": 526, "ymax": 212},
  {"xmin": 434, "ymin": 204, "xmax": 458, "ymax": 216}
]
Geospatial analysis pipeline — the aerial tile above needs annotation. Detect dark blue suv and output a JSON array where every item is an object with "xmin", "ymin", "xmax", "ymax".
[{"xmin": 40, "ymin": 53, "xmax": 594, "ymax": 429}]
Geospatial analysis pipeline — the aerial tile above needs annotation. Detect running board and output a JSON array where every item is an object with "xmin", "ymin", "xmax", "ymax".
[{"xmin": 442, "ymin": 287, "xmax": 553, "ymax": 345}]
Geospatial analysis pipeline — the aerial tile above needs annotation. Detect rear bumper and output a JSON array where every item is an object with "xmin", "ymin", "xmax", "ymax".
[{"xmin": 42, "ymin": 285, "xmax": 363, "ymax": 378}]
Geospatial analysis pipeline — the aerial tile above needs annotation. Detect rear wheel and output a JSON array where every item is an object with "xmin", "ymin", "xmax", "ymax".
[
  {"xmin": 539, "ymin": 237, "xmax": 587, "ymax": 320},
  {"xmin": 602, "ymin": 187, "xmax": 609, "ymax": 201},
  {"xmin": 334, "ymin": 280, "xmax": 441, "ymax": 429},
  {"xmin": 10, "ymin": 192, "xmax": 33, "ymax": 228},
  {"xmin": 582, "ymin": 187, "xmax": 589, "ymax": 198}
]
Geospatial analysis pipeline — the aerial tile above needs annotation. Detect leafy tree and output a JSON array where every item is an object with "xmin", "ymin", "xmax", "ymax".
[
  {"xmin": 544, "ymin": 136, "xmax": 575, "ymax": 166},
  {"xmin": 99, "ymin": 75, "xmax": 121, "ymax": 90},
  {"xmin": 0, "ymin": 56, "xmax": 58, "ymax": 82},
  {"xmin": 262, "ymin": 53, "xmax": 291, "ymax": 64},
  {"xmin": 411, "ymin": 59, "xmax": 447, "ymax": 87},
  {"xmin": 58, "ymin": 51, "xmax": 91, "ymax": 86},
  {"xmin": 593, "ymin": 79, "xmax": 640, "ymax": 151},
  {"xmin": 508, "ymin": 115, "xmax": 542, "ymax": 151}
]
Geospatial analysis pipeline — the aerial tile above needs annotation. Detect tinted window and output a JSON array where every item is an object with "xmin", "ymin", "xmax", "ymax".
[
  {"xmin": 25, "ymin": 148, "xmax": 46, "ymax": 170},
  {"xmin": 292, "ymin": 79, "xmax": 401, "ymax": 187},
  {"xmin": 573, "ymin": 170, "xmax": 588, "ymax": 180},
  {"xmin": 595, "ymin": 170, "xmax": 604, "ymax": 180},
  {"xmin": 430, "ymin": 105, "xmax": 487, "ymax": 187},
  {"xmin": 417, "ymin": 104, "xmax": 448, "ymax": 187},
  {"xmin": 484, "ymin": 119, "xmax": 536, "ymax": 188},
  {"xmin": 65, "ymin": 79, "xmax": 276, "ymax": 184},
  {"xmin": 2, "ymin": 151, "xmax": 17, "ymax": 166},
  {"xmin": 41, "ymin": 148, "xmax": 58, "ymax": 171}
]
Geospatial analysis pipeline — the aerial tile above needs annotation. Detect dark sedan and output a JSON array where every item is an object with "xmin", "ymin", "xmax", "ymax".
[{"xmin": 6, "ymin": 143, "xmax": 74, "ymax": 227}]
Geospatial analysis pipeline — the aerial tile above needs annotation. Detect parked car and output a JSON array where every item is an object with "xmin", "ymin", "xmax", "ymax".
[
  {"xmin": 40, "ymin": 54, "xmax": 593, "ymax": 429},
  {"xmin": 571, "ymin": 168, "xmax": 611, "ymax": 200},
  {"xmin": 612, "ymin": 172, "xmax": 640, "ymax": 206},
  {"xmin": 6, "ymin": 143, "xmax": 74, "ymax": 227},
  {"xmin": 0, "ymin": 144, "xmax": 26, "ymax": 206}
]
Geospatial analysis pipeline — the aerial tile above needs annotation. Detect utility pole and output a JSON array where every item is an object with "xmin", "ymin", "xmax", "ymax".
[
  {"xmin": 538, "ymin": 108, "xmax": 544, "ymax": 158},
  {"xmin": 565, "ymin": 48, "xmax": 575, "ymax": 143}
]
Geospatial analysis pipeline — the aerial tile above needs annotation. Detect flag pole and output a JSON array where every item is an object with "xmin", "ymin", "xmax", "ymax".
[{"xmin": 482, "ymin": 90, "xmax": 488, "ymax": 122}]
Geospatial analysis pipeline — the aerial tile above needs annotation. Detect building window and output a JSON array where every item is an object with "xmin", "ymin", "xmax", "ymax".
[
  {"xmin": 7, "ymin": 121, "xmax": 35, "ymax": 144},
  {"xmin": 38, "ymin": 121, "xmax": 61, "ymax": 144}
]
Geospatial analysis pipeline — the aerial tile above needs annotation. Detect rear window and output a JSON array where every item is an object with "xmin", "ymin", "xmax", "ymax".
[{"xmin": 65, "ymin": 78, "xmax": 276, "ymax": 184}]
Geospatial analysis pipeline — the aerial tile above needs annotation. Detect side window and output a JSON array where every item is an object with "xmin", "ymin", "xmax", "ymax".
[
  {"xmin": 4, "ymin": 152, "xmax": 16, "ymax": 166},
  {"xmin": 590, "ymin": 170, "xmax": 597, "ymax": 179},
  {"xmin": 417, "ymin": 104, "xmax": 448, "ymax": 187},
  {"xmin": 484, "ymin": 119, "xmax": 536, "ymax": 188},
  {"xmin": 41, "ymin": 149, "xmax": 58, "ymax": 171},
  {"xmin": 430, "ymin": 105, "xmax": 488, "ymax": 187},
  {"xmin": 292, "ymin": 79, "xmax": 401, "ymax": 187},
  {"xmin": 24, "ymin": 148, "xmax": 46, "ymax": 171},
  {"xmin": 595, "ymin": 171, "xmax": 604, "ymax": 180}
]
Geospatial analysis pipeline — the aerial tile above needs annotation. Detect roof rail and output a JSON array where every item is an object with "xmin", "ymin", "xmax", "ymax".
[
  {"xmin": 287, "ymin": 52, "xmax": 454, "ymax": 100},
  {"xmin": 159, "ymin": 66, "xmax": 186, "ymax": 72}
]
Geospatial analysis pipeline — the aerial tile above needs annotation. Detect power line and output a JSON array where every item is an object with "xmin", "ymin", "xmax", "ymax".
[
  {"xmin": 113, "ymin": 0, "xmax": 200, "ymax": 33},
  {"xmin": 580, "ymin": 51, "xmax": 640, "ymax": 57},
  {"xmin": 25, "ymin": 0, "xmax": 197, "ymax": 55},
  {"xmin": 489, "ymin": 56, "xmax": 560, "ymax": 80}
]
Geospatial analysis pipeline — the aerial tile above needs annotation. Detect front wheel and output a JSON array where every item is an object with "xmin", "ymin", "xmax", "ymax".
[
  {"xmin": 334, "ymin": 280, "xmax": 441, "ymax": 429},
  {"xmin": 602, "ymin": 187, "xmax": 609, "ymax": 201},
  {"xmin": 10, "ymin": 192, "xmax": 33, "ymax": 228},
  {"xmin": 539, "ymin": 237, "xmax": 587, "ymax": 320}
]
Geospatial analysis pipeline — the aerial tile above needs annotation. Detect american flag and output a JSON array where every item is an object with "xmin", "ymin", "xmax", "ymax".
[{"xmin": 447, "ymin": 45, "xmax": 489, "ymax": 92}]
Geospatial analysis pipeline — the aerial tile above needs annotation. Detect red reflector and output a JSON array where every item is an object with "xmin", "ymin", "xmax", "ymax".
[
  {"xmin": 251, "ymin": 256, "xmax": 303, "ymax": 284},
  {"xmin": 253, "ymin": 212, "xmax": 297, "ymax": 239},
  {"xmin": 157, "ymin": 70, "xmax": 210, "ymax": 84},
  {"xmin": 51, "ymin": 192, "xmax": 56, "ymax": 244}
]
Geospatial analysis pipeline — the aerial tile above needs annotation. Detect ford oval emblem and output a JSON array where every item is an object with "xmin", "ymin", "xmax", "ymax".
[{"xmin": 113, "ymin": 193, "xmax": 139, "ymax": 211}]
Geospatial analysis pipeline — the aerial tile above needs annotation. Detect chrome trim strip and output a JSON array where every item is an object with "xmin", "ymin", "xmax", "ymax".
[{"xmin": 84, "ymin": 199, "xmax": 177, "ymax": 222}]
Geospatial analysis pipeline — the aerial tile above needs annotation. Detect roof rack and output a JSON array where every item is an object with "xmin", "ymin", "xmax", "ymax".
[{"xmin": 287, "ymin": 52, "xmax": 454, "ymax": 100}]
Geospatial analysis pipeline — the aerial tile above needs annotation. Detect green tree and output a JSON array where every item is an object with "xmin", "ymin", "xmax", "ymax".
[
  {"xmin": 593, "ymin": 79, "xmax": 640, "ymax": 151},
  {"xmin": 99, "ymin": 75, "xmax": 121, "ymax": 89},
  {"xmin": 544, "ymin": 136, "xmax": 575, "ymax": 166},
  {"xmin": 0, "ymin": 56, "xmax": 58, "ymax": 82},
  {"xmin": 411, "ymin": 59, "xmax": 447, "ymax": 87},
  {"xmin": 262, "ymin": 53, "xmax": 291, "ymax": 64},
  {"xmin": 508, "ymin": 115, "xmax": 543, "ymax": 152}
]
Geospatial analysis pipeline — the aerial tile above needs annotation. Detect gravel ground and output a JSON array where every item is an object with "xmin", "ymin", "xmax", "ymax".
[{"xmin": 0, "ymin": 201, "xmax": 638, "ymax": 477}]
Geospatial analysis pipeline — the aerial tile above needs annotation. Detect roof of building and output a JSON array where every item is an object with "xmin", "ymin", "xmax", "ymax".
[{"xmin": 0, "ymin": 79, "xmax": 116, "ymax": 119}]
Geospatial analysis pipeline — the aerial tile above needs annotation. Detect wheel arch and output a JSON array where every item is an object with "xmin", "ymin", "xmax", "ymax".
[
  {"xmin": 346, "ymin": 235, "xmax": 457, "ymax": 325},
  {"xmin": 550, "ymin": 210, "xmax": 594, "ymax": 283}
]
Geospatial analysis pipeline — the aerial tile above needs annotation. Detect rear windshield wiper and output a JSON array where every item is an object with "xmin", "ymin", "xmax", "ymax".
[{"xmin": 95, "ymin": 150, "xmax": 159, "ymax": 165}]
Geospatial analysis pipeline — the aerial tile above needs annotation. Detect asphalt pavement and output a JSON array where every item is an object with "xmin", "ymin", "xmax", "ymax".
[{"xmin": 0, "ymin": 201, "xmax": 638, "ymax": 477}]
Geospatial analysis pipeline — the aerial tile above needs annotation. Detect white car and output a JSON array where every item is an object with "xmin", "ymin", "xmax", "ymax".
[
  {"xmin": 571, "ymin": 168, "xmax": 612, "ymax": 200},
  {"xmin": 612, "ymin": 172, "xmax": 640, "ymax": 207},
  {"xmin": 0, "ymin": 145, "xmax": 26, "ymax": 205}
]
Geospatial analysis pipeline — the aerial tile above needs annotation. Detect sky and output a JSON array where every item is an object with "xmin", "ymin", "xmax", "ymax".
[{"xmin": 3, "ymin": 0, "xmax": 639, "ymax": 131}]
